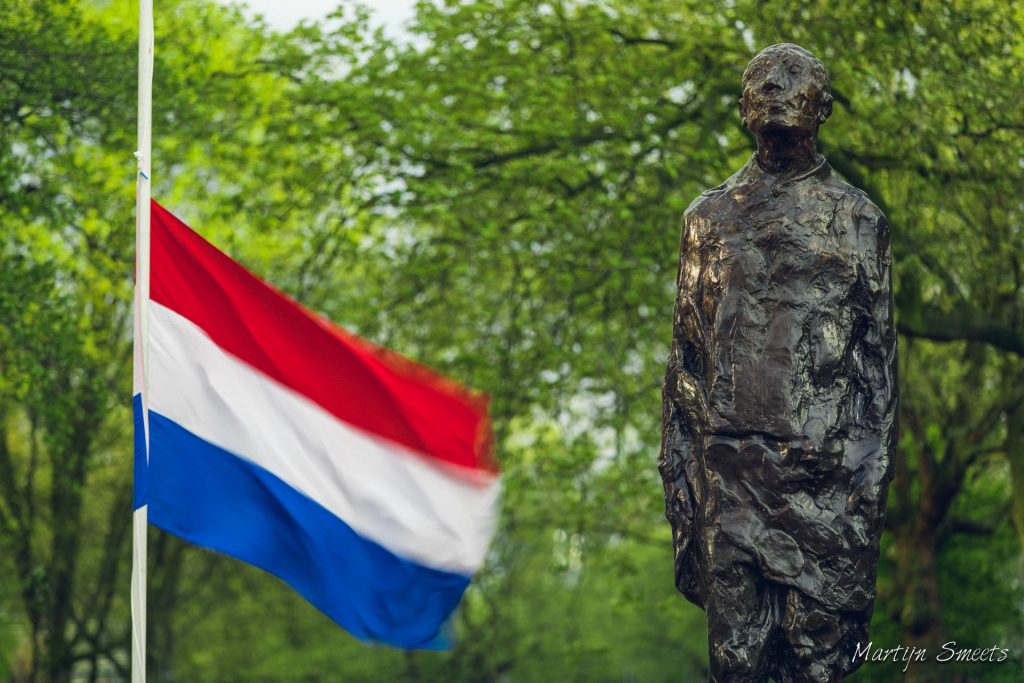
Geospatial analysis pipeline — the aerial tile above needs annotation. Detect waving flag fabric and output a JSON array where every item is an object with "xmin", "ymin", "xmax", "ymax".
[{"xmin": 133, "ymin": 200, "xmax": 500, "ymax": 649}]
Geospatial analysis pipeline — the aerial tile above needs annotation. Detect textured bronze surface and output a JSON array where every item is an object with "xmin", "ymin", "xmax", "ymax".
[{"xmin": 658, "ymin": 44, "xmax": 898, "ymax": 682}]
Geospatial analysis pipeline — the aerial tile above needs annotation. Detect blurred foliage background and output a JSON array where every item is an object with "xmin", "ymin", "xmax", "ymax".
[{"xmin": 1, "ymin": 0, "xmax": 1023, "ymax": 681}]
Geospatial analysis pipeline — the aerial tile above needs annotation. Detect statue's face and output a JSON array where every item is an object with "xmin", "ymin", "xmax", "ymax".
[{"xmin": 740, "ymin": 45, "xmax": 831, "ymax": 134}]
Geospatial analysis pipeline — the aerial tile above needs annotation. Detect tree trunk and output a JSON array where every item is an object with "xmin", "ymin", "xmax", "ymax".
[
  {"xmin": 45, "ymin": 417, "xmax": 93, "ymax": 683},
  {"xmin": 893, "ymin": 521, "xmax": 948, "ymax": 683},
  {"xmin": 148, "ymin": 533, "xmax": 186, "ymax": 682}
]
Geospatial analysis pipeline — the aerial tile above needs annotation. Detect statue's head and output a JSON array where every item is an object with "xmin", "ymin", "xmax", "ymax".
[{"xmin": 740, "ymin": 43, "xmax": 833, "ymax": 136}]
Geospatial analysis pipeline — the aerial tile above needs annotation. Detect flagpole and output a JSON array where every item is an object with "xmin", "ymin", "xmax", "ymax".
[{"xmin": 133, "ymin": 0, "xmax": 153, "ymax": 681}]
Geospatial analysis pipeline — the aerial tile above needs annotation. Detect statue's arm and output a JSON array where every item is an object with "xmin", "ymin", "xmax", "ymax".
[
  {"xmin": 847, "ymin": 207, "xmax": 899, "ymax": 529},
  {"xmin": 658, "ymin": 214, "xmax": 707, "ymax": 579},
  {"xmin": 664, "ymin": 211, "xmax": 711, "ymax": 432}
]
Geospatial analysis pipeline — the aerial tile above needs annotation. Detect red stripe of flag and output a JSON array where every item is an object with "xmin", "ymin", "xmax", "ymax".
[{"xmin": 149, "ymin": 200, "xmax": 496, "ymax": 477}]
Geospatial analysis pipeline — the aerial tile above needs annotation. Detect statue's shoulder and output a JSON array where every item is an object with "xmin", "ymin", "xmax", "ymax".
[
  {"xmin": 683, "ymin": 182, "xmax": 728, "ymax": 219},
  {"xmin": 824, "ymin": 172, "xmax": 891, "ymax": 267},
  {"xmin": 824, "ymin": 171, "xmax": 887, "ymax": 229},
  {"xmin": 684, "ymin": 161, "xmax": 752, "ymax": 220}
]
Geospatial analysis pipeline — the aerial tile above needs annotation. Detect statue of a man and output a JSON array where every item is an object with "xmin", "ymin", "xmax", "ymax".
[{"xmin": 659, "ymin": 43, "xmax": 898, "ymax": 682}]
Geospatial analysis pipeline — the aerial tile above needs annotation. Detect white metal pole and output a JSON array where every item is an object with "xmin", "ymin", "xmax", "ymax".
[{"xmin": 132, "ymin": 1, "xmax": 153, "ymax": 681}]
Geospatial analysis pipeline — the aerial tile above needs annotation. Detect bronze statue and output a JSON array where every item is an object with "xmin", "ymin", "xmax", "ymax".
[{"xmin": 658, "ymin": 44, "xmax": 898, "ymax": 682}]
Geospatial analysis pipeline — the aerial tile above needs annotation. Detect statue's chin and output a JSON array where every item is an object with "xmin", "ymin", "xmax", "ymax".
[{"xmin": 752, "ymin": 118, "xmax": 814, "ymax": 135}]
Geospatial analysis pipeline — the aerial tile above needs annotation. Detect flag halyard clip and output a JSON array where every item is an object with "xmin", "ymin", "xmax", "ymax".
[{"xmin": 134, "ymin": 150, "xmax": 149, "ymax": 180}]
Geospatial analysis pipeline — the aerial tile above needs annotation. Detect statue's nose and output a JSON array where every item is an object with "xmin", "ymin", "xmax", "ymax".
[{"xmin": 762, "ymin": 65, "xmax": 786, "ymax": 93}]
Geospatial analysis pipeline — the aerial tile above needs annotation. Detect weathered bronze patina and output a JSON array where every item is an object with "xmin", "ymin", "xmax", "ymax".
[{"xmin": 659, "ymin": 43, "xmax": 898, "ymax": 682}]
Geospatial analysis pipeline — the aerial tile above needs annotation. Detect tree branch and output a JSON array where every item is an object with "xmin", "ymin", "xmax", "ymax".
[
  {"xmin": 898, "ymin": 307, "xmax": 1024, "ymax": 356},
  {"xmin": 607, "ymin": 29, "xmax": 679, "ymax": 49},
  {"xmin": 938, "ymin": 501, "xmax": 1013, "ymax": 544}
]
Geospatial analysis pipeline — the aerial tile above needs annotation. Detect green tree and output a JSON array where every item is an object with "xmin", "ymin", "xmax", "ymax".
[
  {"xmin": 2, "ymin": 1, "xmax": 1023, "ymax": 681},
  {"xmin": 1, "ymin": 1, "xmax": 137, "ymax": 678}
]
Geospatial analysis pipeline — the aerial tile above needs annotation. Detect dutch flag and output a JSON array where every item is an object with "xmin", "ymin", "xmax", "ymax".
[{"xmin": 132, "ymin": 200, "xmax": 501, "ymax": 649}]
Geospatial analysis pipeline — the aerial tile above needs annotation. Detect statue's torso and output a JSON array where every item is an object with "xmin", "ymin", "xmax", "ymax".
[{"xmin": 677, "ymin": 156, "xmax": 884, "ymax": 441}]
